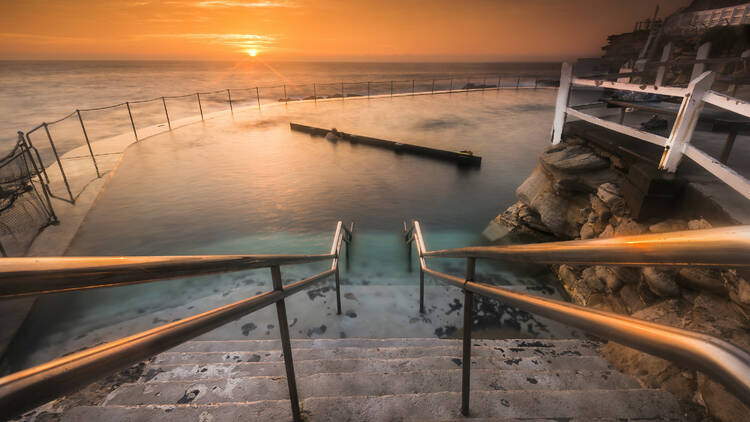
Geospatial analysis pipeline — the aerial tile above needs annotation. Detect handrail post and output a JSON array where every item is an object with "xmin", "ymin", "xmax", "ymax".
[
  {"xmin": 196, "ymin": 94, "xmax": 204, "ymax": 121},
  {"xmin": 461, "ymin": 257, "xmax": 476, "ymax": 416},
  {"xmin": 162, "ymin": 97, "xmax": 172, "ymax": 129},
  {"xmin": 43, "ymin": 123, "xmax": 75, "ymax": 203},
  {"xmin": 271, "ymin": 265, "xmax": 302, "ymax": 422},
  {"xmin": 125, "ymin": 102, "xmax": 138, "ymax": 141},
  {"xmin": 76, "ymin": 110, "xmax": 100, "ymax": 178},
  {"xmin": 419, "ymin": 267, "xmax": 425, "ymax": 313},
  {"xmin": 551, "ymin": 62, "xmax": 573, "ymax": 145},
  {"xmin": 255, "ymin": 87, "xmax": 261, "ymax": 111},
  {"xmin": 227, "ymin": 89, "xmax": 234, "ymax": 114}
]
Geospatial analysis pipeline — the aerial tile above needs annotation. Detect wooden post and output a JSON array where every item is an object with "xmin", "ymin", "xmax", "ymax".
[
  {"xmin": 551, "ymin": 63, "xmax": 573, "ymax": 145},
  {"xmin": 655, "ymin": 42, "xmax": 672, "ymax": 86},
  {"xmin": 659, "ymin": 71, "xmax": 715, "ymax": 172},
  {"xmin": 691, "ymin": 42, "xmax": 712, "ymax": 81}
]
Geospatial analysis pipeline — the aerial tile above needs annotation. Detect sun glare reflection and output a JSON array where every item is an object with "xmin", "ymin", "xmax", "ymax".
[{"xmin": 248, "ymin": 49, "xmax": 257, "ymax": 57}]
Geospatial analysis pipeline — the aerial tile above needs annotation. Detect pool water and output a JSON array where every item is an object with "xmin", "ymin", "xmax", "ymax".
[{"xmin": 11, "ymin": 88, "xmax": 578, "ymax": 370}]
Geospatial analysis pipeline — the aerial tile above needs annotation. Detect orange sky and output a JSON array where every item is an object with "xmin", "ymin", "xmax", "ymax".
[{"xmin": 0, "ymin": 0, "xmax": 689, "ymax": 61}]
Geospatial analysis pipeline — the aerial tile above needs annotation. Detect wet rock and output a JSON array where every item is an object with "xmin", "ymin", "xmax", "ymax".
[
  {"xmin": 486, "ymin": 202, "xmax": 555, "ymax": 243},
  {"xmin": 614, "ymin": 218, "xmax": 647, "ymax": 237},
  {"xmin": 306, "ymin": 325, "xmax": 327, "ymax": 337},
  {"xmin": 649, "ymin": 219, "xmax": 688, "ymax": 233},
  {"xmin": 677, "ymin": 268, "xmax": 727, "ymax": 294},
  {"xmin": 516, "ymin": 165, "xmax": 552, "ymax": 207},
  {"xmin": 641, "ymin": 267, "xmax": 680, "ymax": 298},
  {"xmin": 540, "ymin": 144, "xmax": 609, "ymax": 173},
  {"xmin": 325, "ymin": 129, "xmax": 341, "ymax": 142},
  {"xmin": 597, "ymin": 183, "xmax": 626, "ymax": 217},
  {"xmin": 241, "ymin": 323, "xmax": 257, "ymax": 336},
  {"xmin": 687, "ymin": 218, "xmax": 712, "ymax": 230}
]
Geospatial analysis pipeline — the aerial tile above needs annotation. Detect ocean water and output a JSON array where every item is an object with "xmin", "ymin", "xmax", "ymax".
[{"xmin": 3, "ymin": 61, "xmax": 572, "ymax": 369}]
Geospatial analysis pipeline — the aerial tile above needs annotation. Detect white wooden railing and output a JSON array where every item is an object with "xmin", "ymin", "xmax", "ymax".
[{"xmin": 551, "ymin": 63, "xmax": 750, "ymax": 201}]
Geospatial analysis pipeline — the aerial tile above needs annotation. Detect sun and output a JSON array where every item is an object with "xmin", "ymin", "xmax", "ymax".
[{"xmin": 247, "ymin": 49, "xmax": 257, "ymax": 57}]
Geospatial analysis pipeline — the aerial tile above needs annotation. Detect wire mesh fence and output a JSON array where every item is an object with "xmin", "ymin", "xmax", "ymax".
[{"xmin": 4, "ymin": 72, "xmax": 557, "ymax": 256}]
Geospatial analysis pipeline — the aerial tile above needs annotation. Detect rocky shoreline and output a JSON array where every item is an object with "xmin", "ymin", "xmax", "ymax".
[{"xmin": 484, "ymin": 135, "xmax": 750, "ymax": 421}]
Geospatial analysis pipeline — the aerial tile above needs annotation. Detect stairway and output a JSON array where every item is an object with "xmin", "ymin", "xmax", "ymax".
[{"xmin": 60, "ymin": 338, "xmax": 683, "ymax": 421}]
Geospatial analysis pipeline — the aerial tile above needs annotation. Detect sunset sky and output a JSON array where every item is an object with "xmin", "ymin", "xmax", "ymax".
[{"xmin": 1, "ymin": 0, "xmax": 689, "ymax": 61}]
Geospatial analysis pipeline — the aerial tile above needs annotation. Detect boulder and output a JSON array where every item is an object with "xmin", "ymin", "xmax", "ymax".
[
  {"xmin": 516, "ymin": 165, "xmax": 552, "ymax": 207},
  {"xmin": 687, "ymin": 218, "xmax": 712, "ymax": 230},
  {"xmin": 517, "ymin": 205, "xmax": 550, "ymax": 233},
  {"xmin": 596, "ymin": 183, "xmax": 626, "ymax": 216},
  {"xmin": 540, "ymin": 144, "xmax": 609, "ymax": 173},
  {"xmin": 697, "ymin": 373, "xmax": 750, "ymax": 422},
  {"xmin": 599, "ymin": 224, "xmax": 615, "ymax": 238},
  {"xmin": 579, "ymin": 223, "xmax": 596, "ymax": 239},
  {"xmin": 677, "ymin": 268, "xmax": 727, "ymax": 295},
  {"xmin": 581, "ymin": 267, "xmax": 606, "ymax": 292},
  {"xmin": 540, "ymin": 161, "xmax": 623, "ymax": 195},
  {"xmin": 649, "ymin": 219, "xmax": 688, "ymax": 233},
  {"xmin": 589, "ymin": 194, "xmax": 612, "ymax": 222},
  {"xmin": 613, "ymin": 266, "xmax": 641, "ymax": 285},
  {"xmin": 614, "ymin": 218, "xmax": 647, "ymax": 237},
  {"xmin": 618, "ymin": 284, "xmax": 648, "ymax": 314},
  {"xmin": 484, "ymin": 202, "xmax": 555, "ymax": 243},
  {"xmin": 531, "ymin": 191, "xmax": 588, "ymax": 239},
  {"xmin": 721, "ymin": 270, "xmax": 750, "ymax": 319},
  {"xmin": 556, "ymin": 264, "xmax": 579, "ymax": 288},
  {"xmin": 641, "ymin": 267, "xmax": 680, "ymax": 298},
  {"xmin": 325, "ymin": 129, "xmax": 341, "ymax": 141}
]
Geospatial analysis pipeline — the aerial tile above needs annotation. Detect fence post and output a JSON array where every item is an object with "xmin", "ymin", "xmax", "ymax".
[
  {"xmin": 76, "ymin": 110, "xmax": 100, "ymax": 178},
  {"xmin": 18, "ymin": 131, "xmax": 56, "ymax": 223},
  {"xmin": 659, "ymin": 71, "xmax": 715, "ymax": 172},
  {"xmin": 691, "ymin": 42, "xmax": 712, "ymax": 81},
  {"xmin": 283, "ymin": 85, "xmax": 287, "ymax": 104},
  {"xmin": 162, "ymin": 97, "xmax": 172, "ymax": 129},
  {"xmin": 655, "ymin": 42, "xmax": 673, "ymax": 86},
  {"xmin": 125, "ymin": 102, "xmax": 138, "ymax": 141},
  {"xmin": 461, "ymin": 257, "xmax": 476, "ymax": 416},
  {"xmin": 43, "ymin": 123, "xmax": 75, "ymax": 203},
  {"xmin": 23, "ymin": 133, "xmax": 50, "ymax": 184},
  {"xmin": 196, "ymin": 94, "xmax": 204, "ymax": 121},
  {"xmin": 550, "ymin": 62, "xmax": 573, "ymax": 145},
  {"xmin": 255, "ymin": 87, "xmax": 261, "ymax": 111},
  {"xmin": 271, "ymin": 266, "xmax": 302, "ymax": 422},
  {"xmin": 227, "ymin": 89, "xmax": 234, "ymax": 114}
]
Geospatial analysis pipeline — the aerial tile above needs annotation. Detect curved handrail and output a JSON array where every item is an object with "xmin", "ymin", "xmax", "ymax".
[
  {"xmin": 407, "ymin": 220, "xmax": 750, "ymax": 404},
  {"xmin": 0, "ymin": 221, "xmax": 353, "ymax": 421}
]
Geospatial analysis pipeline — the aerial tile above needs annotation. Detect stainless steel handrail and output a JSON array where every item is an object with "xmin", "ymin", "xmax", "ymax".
[
  {"xmin": 0, "ymin": 221, "xmax": 354, "ymax": 421},
  {"xmin": 404, "ymin": 220, "xmax": 750, "ymax": 416}
]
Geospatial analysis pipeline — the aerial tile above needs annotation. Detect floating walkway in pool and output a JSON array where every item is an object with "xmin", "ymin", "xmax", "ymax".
[{"xmin": 290, "ymin": 123, "xmax": 482, "ymax": 167}]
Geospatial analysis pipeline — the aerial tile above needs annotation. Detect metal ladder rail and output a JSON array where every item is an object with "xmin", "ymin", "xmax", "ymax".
[
  {"xmin": 404, "ymin": 220, "xmax": 750, "ymax": 416},
  {"xmin": 0, "ymin": 221, "xmax": 354, "ymax": 421}
]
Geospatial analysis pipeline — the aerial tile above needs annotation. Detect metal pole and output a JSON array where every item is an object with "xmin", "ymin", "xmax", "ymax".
[
  {"xmin": 419, "ymin": 268, "xmax": 425, "ymax": 314},
  {"xmin": 335, "ymin": 266, "xmax": 342, "ymax": 315},
  {"xmin": 76, "ymin": 110, "xmax": 100, "ymax": 178},
  {"xmin": 271, "ymin": 265, "xmax": 302, "ymax": 422},
  {"xmin": 341, "ymin": 82, "xmax": 344, "ymax": 100},
  {"xmin": 18, "ymin": 132, "xmax": 56, "ymax": 222},
  {"xmin": 431, "ymin": 79, "xmax": 435, "ymax": 94},
  {"xmin": 449, "ymin": 78, "xmax": 453, "ymax": 93},
  {"xmin": 227, "ymin": 89, "xmax": 234, "ymax": 114},
  {"xmin": 482, "ymin": 77, "xmax": 486, "ymax": 92},
  {"xmin": 283, "ymin": 85, "xmax": 287, "ymax": 104},
  {"xmin": 367, "ymin": 81, "xmax": 370, "ymax": 98},
  {"xmin": 412, "ymin": 80, "xmax": 415, "ymax": 95},
  {"xmin": 390, "ymin": 80, "xmax": 393, "ymax": 97},
  {"xmin": 23, "ymin": 133, "xmax": 50, "ymax": 184},
  {"xmin": 313, "ymin": 83, "xmax": 317, "ymax": 103},
  {"xmin": 467, "ymin": 77, "xmax": 470, "ymax": 94},
  {"xmin": 196, "ymin": 94, "xmax": 204, "ymax": 121},
  {"xmin": 461, "ymin": 257, "xmax": 476, "ymax": 416},
  {"xmin": 43, "ymin": 123, "xmax": 74, "ymax": 203},
  {"xmin": 516, "ymin": 77, "xmax": 520, "ymax": 89},
  {"xmin": 497, "ymin": 75, "xmax": 501, "ymax": 90},
  {"xmin": 125, "ymin": 102, "xmax": 138, "ymax": 141},
  {"xmin": 162, "ymin": 97, "xmax": 172, "ymax": 129}
]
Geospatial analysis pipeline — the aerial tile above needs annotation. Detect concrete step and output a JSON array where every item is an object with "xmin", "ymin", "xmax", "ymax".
[
  {"xmin": 151, "ymin": 342, "xmax": 600, "ymax": 365},
  {"xmin": 167, "ymin": 338, "xmax": 599, "ymax": 353},
  {"xmin": 142, "ymin": 355, "xmax": 613, "ymax": 382},
  {"xmin": 62, "ymin": 390, "xmax": 681, "ymax": 421},
  {"xmin": 106, "ymin": 368, "xmax": 639, "ymax": 405}
]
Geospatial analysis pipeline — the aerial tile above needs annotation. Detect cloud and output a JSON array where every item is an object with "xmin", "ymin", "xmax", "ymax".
[
  {"xmin": 138, "ymin": 33, "xmax": 277, "ymax": 50},
  {"xmin": 194, "ymin": 1, "xmax": 298, "ymax": 8},
  {"xmin": 0, "ymin": 33, "xmax": 95, "ymax": 44}
]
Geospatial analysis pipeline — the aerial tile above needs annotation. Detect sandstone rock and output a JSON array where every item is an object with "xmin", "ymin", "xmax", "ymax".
[
  {"xmin": 540, "ymin": 144, "xmax": 609, "ymax": 174},
  {"xmin": 687, "ymin": 218, "xmax": 712, "ymax": 230},
  {"xmin": 596, "ymin": 183, "xmax": 626, "ymax": 216},
  {"xmin": 581, "ymin": 267, "xmax": 606, "ymax": 292},
  {"xmin": 614, "ymin": 218, "xmax": 647, "ymax": 237},
  {"xmin": 589, "ymin": 194, "xmax": 612, "ymax": 222},
  {"xmin": 325, "ymin": 130, "xmax": 341, "ymax": 141},
  {"xmin": 485, "ymin": 202, "xmax": 555, "ymax": 243},
  {"xmin": 697, "ymin": 373, "xmax": 750, "ymax": 422},
  {"xmin": 677, "ymin": 268, "xmax": 727, "ymax": 295},
  {"xmin": 540, "ymin": 161, "xmax": 623, "ymax": 195},
  {"xmin": 599, "ymin": 224, "xmax": 615, "ymax": 238},
  {"xmin": 721, "ymin": 270, "xmax": 750, "ymax": 319},
  {"xmin": 517, "ymin": 205, "xmax": 549, "ymax": 233},
  {"xmin": 516, "ymin": 165, "xmax": 552, "ymax": 207},
  {"xmin": 618, "ymin": 284, "xmax": 648, "ymax": 313},
  {"xmin": 649, "ymin": 219, "xmax": 688, "ymax": 233},
  {"xmin": 613, "ymin": 267, "xmax": 641, "ymax": 285},
  {"xmin": 579, "ymin": 223, "xmax": 596, "ymax": 239},
  {"xmin": 641, "ymin": 267, "xmax": 680, "ymax": 298},
  {"xmin": 556, "ymin": 265, "xmax": 579, "ymax": 288},
  {"xmin": 532, "ymin": 191, "xmax": 588, "ymax": 239}
]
